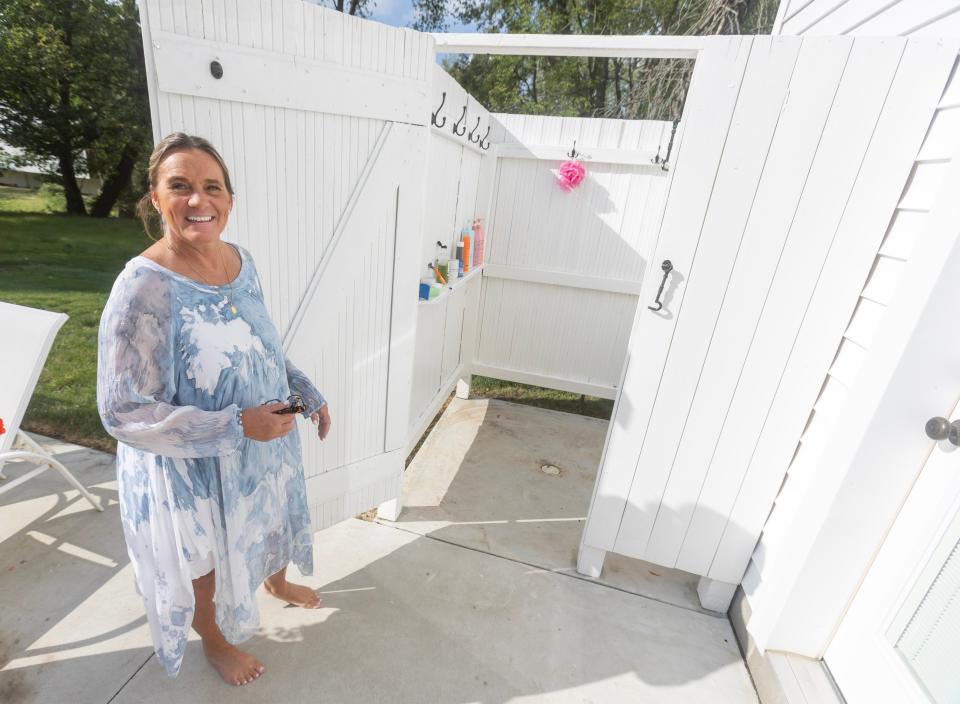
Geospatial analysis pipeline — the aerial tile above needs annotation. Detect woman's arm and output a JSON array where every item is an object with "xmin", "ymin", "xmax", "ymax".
[
  {"xmin": 97, "ymin": 267, "xmax": 244, "ymax": 459},
  {"xmin": 284, "ymin": 357, "xmax": 326, "ymax": 417}
]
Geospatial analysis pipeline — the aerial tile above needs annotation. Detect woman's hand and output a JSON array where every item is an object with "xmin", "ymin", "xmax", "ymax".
[
  {"xmin": 241, "ymin": 402, "xmax": 296, "ymax": 441},
  {"xmin": 311, "ymin": 405, "xmax": 331, "ymax": 441}
]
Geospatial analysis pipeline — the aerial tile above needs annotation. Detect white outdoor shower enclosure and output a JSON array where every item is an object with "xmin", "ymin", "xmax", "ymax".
[{"xmin": 136, "ymin": 0, "xmax": 959, "ymax": 625}]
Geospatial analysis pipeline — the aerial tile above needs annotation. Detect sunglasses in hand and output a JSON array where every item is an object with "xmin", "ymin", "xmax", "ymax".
[{"xmin": 265, "ymin": 394, "xmax": 307, "ymax": 415}]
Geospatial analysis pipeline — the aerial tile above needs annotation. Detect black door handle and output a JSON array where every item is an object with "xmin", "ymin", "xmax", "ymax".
[{"xmin": 648, "ymin": 260, "xmax": 673, "ymax": 312}]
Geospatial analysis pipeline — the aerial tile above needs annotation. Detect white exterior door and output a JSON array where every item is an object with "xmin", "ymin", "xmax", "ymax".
[
  {"xmin": 827, "ymin": 399, "xmax": 960, "ymax": 703},
  {"xmin": 138, "ymin": 0, "xmax": 431, "ymax": 527},
  {"xmin": 579, "ymin": 35, "xmax": 958, "ymax": 596}
]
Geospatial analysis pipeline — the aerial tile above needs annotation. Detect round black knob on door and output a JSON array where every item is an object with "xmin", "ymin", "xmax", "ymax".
[
  {"xmin": 926, "ymin": 417, "xmax": 960, "ymax": 446},
  {"xmin": 926, "ymin": 417, "xmax": 951, "ymax": 441}
]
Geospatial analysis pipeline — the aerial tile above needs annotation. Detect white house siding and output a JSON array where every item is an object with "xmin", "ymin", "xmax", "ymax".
[
  {"xmin": 745, "ymin": 0, "xmax": 960, "ymax": 652},
  {"xmin": 775, "ymin": 0, "xmax": 960, "ymax": 35}
]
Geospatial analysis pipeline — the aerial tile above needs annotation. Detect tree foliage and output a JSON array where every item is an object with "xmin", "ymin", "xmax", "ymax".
[
  {"xmin": 311, "ymin": 0, "xmax": 379, "ymax": 18},
  {"xmin": 415, "ymin": 0, "xmax": 778, "ymax": 120},
  {"xmin": 0, "ymin": 0, "xmax": 150, "ymax": 216}
]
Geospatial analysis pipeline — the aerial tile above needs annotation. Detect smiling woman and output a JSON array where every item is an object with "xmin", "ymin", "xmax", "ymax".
[{"xmin": 96, "ymin": 133, "xmax": 333, "ymax": 686}]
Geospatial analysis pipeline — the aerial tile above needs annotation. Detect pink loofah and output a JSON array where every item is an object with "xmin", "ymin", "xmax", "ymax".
[{"xmin": 557, "ymin": 160, "xmax": 586, "ymax": 191}]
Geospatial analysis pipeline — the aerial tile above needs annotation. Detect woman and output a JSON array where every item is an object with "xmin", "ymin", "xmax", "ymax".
[{"xmin": 97, "ymin": 133, "xmax": 332, "ymax": 686}]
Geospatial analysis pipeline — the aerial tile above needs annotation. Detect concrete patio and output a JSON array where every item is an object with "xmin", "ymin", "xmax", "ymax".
[{"xmin": 0, "ymin": 399, "xmax": 758, "ymax": 703}]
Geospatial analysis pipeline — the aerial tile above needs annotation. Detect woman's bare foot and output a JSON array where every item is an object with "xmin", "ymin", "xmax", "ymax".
[
  {"xmin": 263, "ymin": 575, "xmax": 323, "ymax": 608},
  {"xmin": 202, "ymin": 638, "xmax": 265, "ymax": 686}
]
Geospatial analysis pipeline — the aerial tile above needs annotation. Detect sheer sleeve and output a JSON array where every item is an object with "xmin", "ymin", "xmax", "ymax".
[
  {"xmin": 97, "ymin": 265, "xmax": 244, "ymax": 458},
  {"xmin": 285, "ymin": 357, "xmax": 326, "ymax": 416}
]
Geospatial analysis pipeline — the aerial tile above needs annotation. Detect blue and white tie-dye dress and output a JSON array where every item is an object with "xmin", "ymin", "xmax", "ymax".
[{"xmin": 96, "ymin": 244, "xmax": 325, "ymax": 677}]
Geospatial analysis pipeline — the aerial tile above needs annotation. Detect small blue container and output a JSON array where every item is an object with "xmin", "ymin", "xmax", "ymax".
[{"xmin": 418, "ymin": 282, "xmax": 431, "ymax": 300}]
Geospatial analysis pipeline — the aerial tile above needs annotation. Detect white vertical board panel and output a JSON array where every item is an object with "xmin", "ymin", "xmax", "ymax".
[
  {"xmin": 476, "ymin": 113, "xmax": 672, "ymax": 395},
  {"xmin": 140, "ymin": 0, "xmax": 433, "ymax": 527},
  {"xmin": 638, "ymin": 37, "xmax": 853, "ymax": 569},
  {"xmin": 675, "ymin": 37, "xmax": 908, "ymax": 577},
  {"xmin": 706, "ymin": 38, "xmax": 958, "ymax": 583},
  {"xmin": 406, "ymin": 63, "xmax": 495, "ymax": 445},
  {"xmin": 581, "ymin": 36, "xmax": 754, "ymax": 552},
  {"xmin": 624, "ymin": 36, "xmax": 803, "ymax": 567},
  {"xmin": 665, "ymin": 37, "xmax": 903, "ymax": 575},
  {"xmin": 475, "ymin": 280, "xmax": 636, "ymax": 393}
]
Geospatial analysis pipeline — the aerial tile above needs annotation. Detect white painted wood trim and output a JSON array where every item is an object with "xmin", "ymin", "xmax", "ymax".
[
  {"xmin": 470, "ymin": 362, "xmax": 618, "ymax": 400},
  {"xmin": 496, "ymin": 142, "xmax": 663, "ymax": 168},
  {"xmin": 697, "ymin": 576, "xmax": 738, "ymax": 613},
  {"xmin": 405, "ymin": 361, "xmax": 467, "ymax": 459},
  {"xmin": 152, "ymin": 31, "xmax": 428, "ymax": 124},
  {"xmin": 576, "ymin": 544, "xmax": 606, "ymax": 578},
  {"xmin": 482, "ymin": 264, "xmax": 644, "ymax": 296},
  {"xmin": 417, "ymin": 265, "xmax": 484, "ymax": 306},
  {"xmin": 745, "ymin": 139, "xmax": 960, "ymax": 658},
  {"xmin": 430, "ymin": 124, "xmax": 491, "ymax": 157},
  {"xmin": 283, "ymin": 123, "xmax": 391, "ymax": 345},
  {"xmin": 136, "ymin": 0, "xmax": 163, "ymax": 144},
  {"xmin": 431, "ymin": 32, "xmax": 710, "ymax": 58},
  {"xmin": 304, "ymin": 449, "xmax": 403, "ymax": 505},
  {"xmin": 771, "ymin": 0, "xmax": 793, "ymax": 34}
]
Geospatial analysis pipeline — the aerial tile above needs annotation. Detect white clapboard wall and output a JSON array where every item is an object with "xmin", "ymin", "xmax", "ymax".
[
  {"xmin": 580, "ymin": 34, "xmax": 959, "ymax": 597},
  {"xmin": 775, "ymin": 0, "xmax": 960, "ymax": 35},
  {"xmin": 743, "ymin": 0, "xmax": 960, "ymax": 650},
  {"xmin": 138, "ymin": 0, "xmax": 432, "ymax": 528},
  {"xmin": 474, "ymin": 114, "xmax": 674, "ymax": 399},
  {"xmin": 407, "ymin": 66, "xmax": 495, "ymax": 448}
]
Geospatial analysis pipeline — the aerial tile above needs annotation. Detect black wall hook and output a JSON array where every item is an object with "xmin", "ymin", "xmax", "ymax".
[
  {"xmin": 479, "ymin": 125, "xmax": 491, "ymax": 150},
  {"xmin": 431, "ymin": 92, "xmax": 447, "ymax": 128},
  {"xmin": 653, "ymin": 119, "xmax": 680, "ymax": 171},
  {"xmin": 567, "ymin": 140, "xmax": 579, "ymax": 159},
  {"xmin": 452, "ymin": 105, "xmax": 467, "ymax": 136},
  {"xmin": 468, "ymin": 116, "xmax": 482, "ymax": 143},
  {"xmin": 647, "ymin": 260, "xmax": 673, "ymax": 312}
]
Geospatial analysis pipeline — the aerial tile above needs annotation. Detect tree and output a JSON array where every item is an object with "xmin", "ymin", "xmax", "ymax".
[
  {"xmin": 0, "ymin": 0, "xmax": 150, "ymax": 216},
  {"xmin": 309, "ymin": 0, "xmax": 378, "ymax": 18},
  {"xmin": 414, "ymin": 0, "xmax": 778, "ymax": 120}
]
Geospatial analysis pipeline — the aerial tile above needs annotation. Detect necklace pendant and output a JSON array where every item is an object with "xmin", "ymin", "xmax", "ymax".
[{"xmin": 230, "ymin": 304, "xmax": 237, "ymax": 315}]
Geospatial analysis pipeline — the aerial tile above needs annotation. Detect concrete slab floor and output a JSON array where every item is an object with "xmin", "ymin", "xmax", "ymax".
[
  {"xmin": 387, "ymin": 398, "xmax": 705, "ymax": 614},
  {"xmin": 0, "ymin": 433, "xmax": 758, "ymax": 703}
]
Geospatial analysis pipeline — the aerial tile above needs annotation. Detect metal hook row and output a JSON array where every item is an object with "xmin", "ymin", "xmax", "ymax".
[{"xmin": 430, "ymin": 92, "xmax": 491, "ymax": 150}]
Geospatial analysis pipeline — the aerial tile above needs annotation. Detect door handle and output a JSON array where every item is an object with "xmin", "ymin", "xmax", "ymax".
[
  {"xmin": 925, "ymin": 416, "xmax": 960, "ymax": 446},
  {"xmin": 648, "ymin": 260, "xmax": 673, "ymax": 312}
]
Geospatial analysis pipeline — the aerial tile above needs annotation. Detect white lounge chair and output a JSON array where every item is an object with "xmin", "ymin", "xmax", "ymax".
[{"xmin": 0, "ymin": 301, "xmax": 103, "ymax": 510}]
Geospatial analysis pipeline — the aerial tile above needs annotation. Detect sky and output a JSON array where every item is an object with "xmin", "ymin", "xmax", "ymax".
[{"xmin": 313, "ymin": 0, "xmax": 478, "ymax": 33}]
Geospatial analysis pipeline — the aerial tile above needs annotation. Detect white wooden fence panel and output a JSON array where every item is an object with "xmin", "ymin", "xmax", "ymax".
[
  {"xmin": 581, "ymin": 36, "xmax": 753, "ymax": 551},
  {"xmin": 406, "ymin": 65, "xmax": 494, "ymax": 443},
  {"xmin": 141, "ymin": 0, "xmax": 432, "ymax": 529},
  {"xmin": 706, "ymin": 38, "xmax": 957, "ymax": 583},
  {"xmin": 622, "ymin": 36, "xmax": 803, "ymax": 567},
  {"xmin": 580, "ymin": 33, "xmax": 956, "ymax": 591},
  {"xmin": 673, "ymin": 37, "xmax": 907, "ymax": 577},
  {"xmin": 475, "ymin": 112, "xmax": 673, "ymax": 396},
  {"xmin": 636, "ymin": 36, "xmax": 853, "ymax": 567}
]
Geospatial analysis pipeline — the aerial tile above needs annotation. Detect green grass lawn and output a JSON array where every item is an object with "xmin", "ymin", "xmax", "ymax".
[
  {"xmin": 1, "ymin": 185, "xmax": 611, "ymax": 452},
  {"xmin": 0, "ymin": 186, "xmax": 150, "ymax": 451}
]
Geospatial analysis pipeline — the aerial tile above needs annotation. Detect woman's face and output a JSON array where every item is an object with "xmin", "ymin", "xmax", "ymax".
[{"xmin": 151, "ymin": 148, "xmax": 232, "ymax": 248}]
